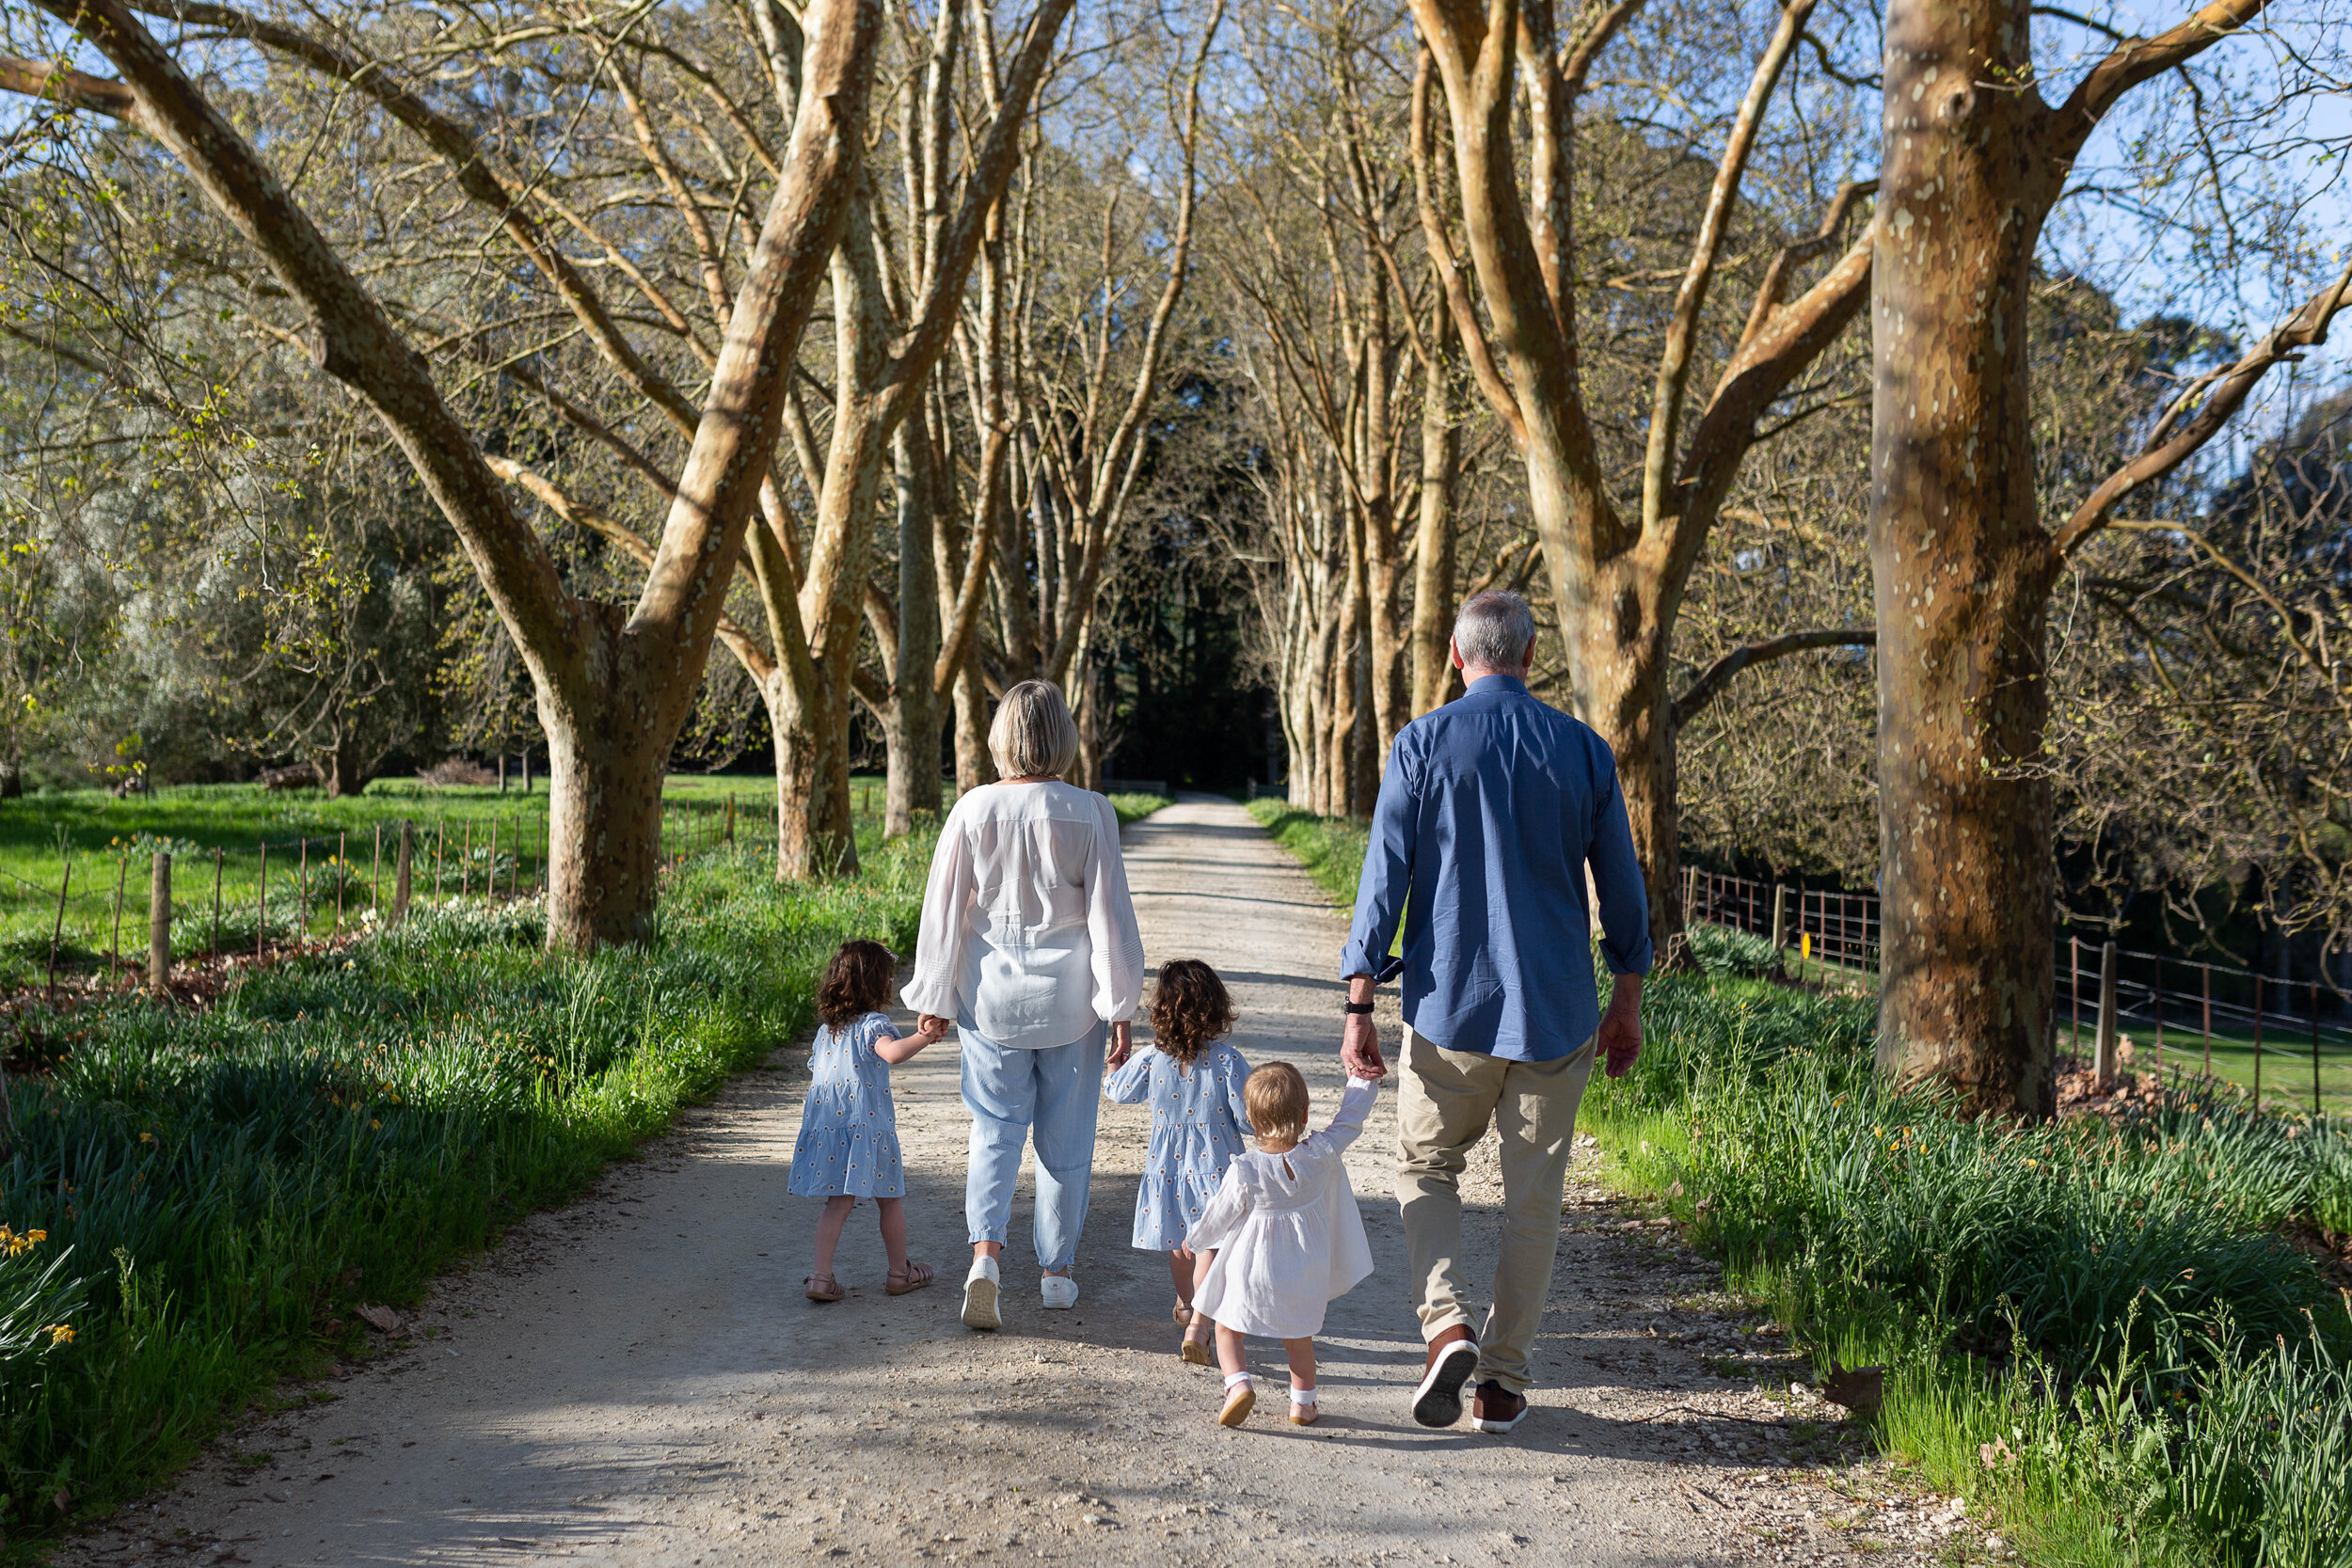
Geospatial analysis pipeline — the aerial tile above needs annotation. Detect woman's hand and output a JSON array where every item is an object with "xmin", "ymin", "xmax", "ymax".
[
  {"xmin": 1107, "ymin": 1020, "xmax": 1133, "ymax": 1069},
  {"xmin": 918, "ymin": 1013, "xmax": 953, "ymax": 1040}
]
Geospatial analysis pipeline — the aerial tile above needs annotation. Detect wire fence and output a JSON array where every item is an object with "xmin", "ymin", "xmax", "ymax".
[
  {"xmin": 0, "ymin": 793, "xmax": 763, "ymax": 999},
  {"xmin": 1682, "ymin": 864, "xmax": 2352, "ymax": 1113}
]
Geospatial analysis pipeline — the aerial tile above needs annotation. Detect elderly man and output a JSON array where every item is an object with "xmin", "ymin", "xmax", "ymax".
[{"xmin": 1340, "ymin": 590, "xmax": 1652, "ymax": 1434}]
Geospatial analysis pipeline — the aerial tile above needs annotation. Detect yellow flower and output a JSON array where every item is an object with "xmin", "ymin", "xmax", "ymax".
[{"xmin": 45, "ymin": 1324, "xmax": 73, "ymax": 1346}]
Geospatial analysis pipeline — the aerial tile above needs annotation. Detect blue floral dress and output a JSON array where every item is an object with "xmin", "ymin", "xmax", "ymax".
[
  {"xmin": 1104, "ymin": 1041, "xmax": 1251, "ymax": 1249},
  {"xmin": 788, "ymin": 1011, "xmax": 904, "ymax": 1198}
]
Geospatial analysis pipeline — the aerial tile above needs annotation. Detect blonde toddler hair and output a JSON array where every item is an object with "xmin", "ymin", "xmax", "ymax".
[{"xmin": 1244, "ymin": 1061, "xmax": 1311, "ymax": 1147}]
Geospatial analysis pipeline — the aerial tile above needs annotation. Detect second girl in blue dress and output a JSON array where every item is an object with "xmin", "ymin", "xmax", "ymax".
[{"xmin": 1104, "ymin": 958, "xmax": 1248, "ymax": 1354}]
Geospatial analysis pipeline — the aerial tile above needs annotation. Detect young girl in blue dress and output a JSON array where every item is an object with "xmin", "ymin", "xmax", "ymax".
[
  {"xmin": 792, "ymin": 939, "xmax": 946, "ymax": 1303},
  {"xmin": 1104, "ymin": 958, "xmax": 1248, "ymax": 1356}
]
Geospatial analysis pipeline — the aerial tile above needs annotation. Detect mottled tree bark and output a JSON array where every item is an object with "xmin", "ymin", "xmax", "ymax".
[{"xmin": 1869, "ymin": 0, "xmax": 2270, "ymax": 1113}]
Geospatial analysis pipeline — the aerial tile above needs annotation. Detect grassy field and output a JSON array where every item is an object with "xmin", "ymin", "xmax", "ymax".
[
  {"xmin": 1251, "ymin": 804, "xmax": 2352, "ymax": 1568},
  {"xmin": 0, "ymin": 798, "xmax": 938, "ymax": 1543},
  {"xmin": 0, "ymin": 776, "xmax": 1168, "ymax": 994}
]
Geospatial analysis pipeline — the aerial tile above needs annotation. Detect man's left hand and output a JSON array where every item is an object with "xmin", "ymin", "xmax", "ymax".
[
  {"xmin": 1107, "ymin": 1020, "xmax": 1134, "ymax": 1069},
  {"xmin": 1597, "ymin": 975, "xmax": 1644, "ymax": 1078}
]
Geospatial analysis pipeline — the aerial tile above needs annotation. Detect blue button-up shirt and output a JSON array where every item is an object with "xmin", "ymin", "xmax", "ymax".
[{"xmin": 1341, "ymin": 674, "xmax": 1653, "ymax": 1061}]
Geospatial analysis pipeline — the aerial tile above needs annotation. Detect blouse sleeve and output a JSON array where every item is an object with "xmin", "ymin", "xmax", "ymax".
[
  {"xmin": 1104, "ymin": 1049, "xmax": 1155, "ymax": 1104},
  {"xmin": 900, "ymin": 802, "xmax": 974, "ymax": 1020},
  {"xmin": 1317, "ymin": 1075, "xmax": 1380, "ymax": 1152},
  {"xmin": 1086, "ymin": 794, "xmax": 1145, "ymax": 1024}
]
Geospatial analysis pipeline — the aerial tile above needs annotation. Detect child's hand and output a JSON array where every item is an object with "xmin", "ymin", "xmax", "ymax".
[{"xmin": 914, "ymin": 1015, "xmax": 950, "ymax": 1044}]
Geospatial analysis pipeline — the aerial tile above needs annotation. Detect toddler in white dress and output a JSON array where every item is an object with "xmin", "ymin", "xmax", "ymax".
[{"xmin": 1185, "ymin": 1062, "xmax": 1379, "ymax": 1426}]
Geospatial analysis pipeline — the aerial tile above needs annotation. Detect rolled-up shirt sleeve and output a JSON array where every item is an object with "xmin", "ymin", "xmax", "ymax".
[
  {"xmin": 1087, "ymin": 797, "xmax": 1145, "ymax": 1022},
  {"xmin": 900, "ymin": 808, "xmax": 974, "ymax": 1019},
  {"xmin": 1587, "ymin": 764, "xmax": 1655, "ymax": 977},
  {"xmin": 1340, "ymin": 734, "xmax": 1416, "ymax": 981}
]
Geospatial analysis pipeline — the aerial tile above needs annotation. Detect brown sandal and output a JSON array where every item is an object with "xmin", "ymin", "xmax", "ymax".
[
  {"xmin": 804, "ymin": 1274, "xmax": 845, "ymax": 1303},
  {"xmin": 885, "ymin": 1260, "xmax": 934, "ymax": 1296},
  {"xmin": 1181, "ymin": 1320, "xmax": 1216, "ymax": 1366},
  {"xmin": 1172, "ymin": 1301, "xmax": 1195, "ymax": 1327}
]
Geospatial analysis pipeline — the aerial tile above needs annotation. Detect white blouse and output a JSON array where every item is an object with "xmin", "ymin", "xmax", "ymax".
[{"xmin": 900, "ymin": 781, "xmax": 1145, "ymax": 1049}]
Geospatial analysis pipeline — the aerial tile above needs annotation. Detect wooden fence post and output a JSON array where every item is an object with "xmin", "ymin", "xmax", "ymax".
[
  {"xmin": 488, "ymin": 819, "xmax": 500, "ymax": 900},
  {"xmin": 2253, "ymin": 972, "xmax": 2265, "ymax": 1104},
  {"xmin": 149, "ymin": 851, "xmax": 171, "ymax": 995},
  {"xmin": 46, "ymin": 857, "xmax": 72, "ymax": 998},
  {"xmin": 335, "ymin": 832, "xmax": 346, "ymax": 936},
  {"xmin": 2201, "ymin": 965, "xmax": 2213, "ymax": 1077},
  {"xmin": 725, "ymin": 794, "xmax": 737, "ymax": 845},
  {"xmin": 2094, "ymin": 941, "xmax": 2120, "ymax": 1086},
  {"xmin": 256, "ymin": 843, "xmax": 267, "ymax": 961},
  {"xmin": 110, "ymin": 854, "xmax": 128, "ymax": 982},
  {"xmin": 2313, "ymin": 979, "xmax": 2325, "ymax": 1117},
  {"xmin": 212, "ymin": 847, "xmax": 223, "ymax": 962},
  {"xmin": 394, "ymin": 820, "xmax": 413, "ymax": 924},
  {"xmin": 1770, "ymin": 885, "xmax": 1788, "ymax": 955}
]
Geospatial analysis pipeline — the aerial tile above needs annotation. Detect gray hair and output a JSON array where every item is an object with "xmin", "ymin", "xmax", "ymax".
[
  {"xmin": 1454, "ymin": 590, "xmax": 1536, "ymax": 672},
  {"xmin": 989, "ymin": 680, "xmax": 1081, "ymax": 779}
]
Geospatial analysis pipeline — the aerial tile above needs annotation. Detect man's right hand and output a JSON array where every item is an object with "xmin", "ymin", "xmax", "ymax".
[{"xmin": 1342, "ymin": 1010, "xmax": 1386, "ymax": 1079}]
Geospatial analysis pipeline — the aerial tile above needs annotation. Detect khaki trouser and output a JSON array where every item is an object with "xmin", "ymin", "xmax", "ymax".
[{"xmin": 1396, "ymin": 1024, "xmax": 1596, "ymax": 1395}]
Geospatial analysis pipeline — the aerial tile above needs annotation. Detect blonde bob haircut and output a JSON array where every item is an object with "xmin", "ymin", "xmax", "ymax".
[{"xmin": 989, "ymin": 680, "xmax": 1081, "ymax": 780}]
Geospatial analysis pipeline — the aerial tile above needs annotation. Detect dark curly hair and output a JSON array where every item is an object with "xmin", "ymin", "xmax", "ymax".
[
  {"xmin": 817, "ymin": 939, "xmax": 897, "ymax": 1029},
  {"xmin": 1149, "ymin": 958, "xmax": 1236, "ymax": 1066}
]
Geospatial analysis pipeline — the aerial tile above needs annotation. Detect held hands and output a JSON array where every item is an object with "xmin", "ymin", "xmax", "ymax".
[
  {"xmin": 1341, "ymin": 1010, "xmax": 1386, "ymax": 1081},
  {"xmin": 912, "ymin": 1014, "xmax": 951, "ymax": 1046}
]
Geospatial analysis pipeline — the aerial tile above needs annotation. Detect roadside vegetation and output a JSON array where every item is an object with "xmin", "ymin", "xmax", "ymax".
[
  {"xmin": 1255, "ymin": 804, "xmax": 2352, "ymax": 1568},
  {"xmin": 0, "ymin": 805, "xmax": 935, "ymax": 1539}
]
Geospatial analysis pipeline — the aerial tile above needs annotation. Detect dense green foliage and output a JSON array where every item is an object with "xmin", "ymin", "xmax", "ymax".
[
  {"xmin": 1591, "ymin": 978, "xmax": 2352, "ymax": 1567},
  {"xmin": 0, "ymin": 827, "xmax": 931, "ymax": 1536},
  {"xmin": 1249, "ymin": 802, "xmax": 2352, "ymax": 1568}
]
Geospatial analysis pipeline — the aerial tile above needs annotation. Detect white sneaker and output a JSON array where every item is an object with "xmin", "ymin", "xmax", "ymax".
[
  {"xmin": 1040, "ymin": 1273, "xmax": 1079, "ymax": 1309},
  {"xmin": 962, "ymin": 1257, "xmax": 1002, "ymax": 1330}
]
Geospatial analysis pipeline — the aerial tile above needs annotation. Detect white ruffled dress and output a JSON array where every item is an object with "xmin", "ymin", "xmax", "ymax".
[{"xmin": 1187, "ymin": 1075, "xmax": 1378, "ymax": 1340}]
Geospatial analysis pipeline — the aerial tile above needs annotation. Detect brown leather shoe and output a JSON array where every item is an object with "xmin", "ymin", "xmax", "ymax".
[
  {"xmin": 1411, "ymin": 1325, "xmax": 1479, "ymax": 1428},
  {"xmin": 1470, "ymin": 1380, "xmax": 1527, "ymax": 1434}
]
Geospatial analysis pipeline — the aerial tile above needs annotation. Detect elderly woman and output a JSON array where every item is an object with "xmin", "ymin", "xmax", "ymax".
[{"xmin": 903, "ymin": 680, "xmax": 1145, "ymax": 1331}]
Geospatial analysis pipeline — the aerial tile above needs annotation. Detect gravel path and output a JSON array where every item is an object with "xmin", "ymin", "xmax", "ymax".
[{"xmin": 61, "ymin": 798, "xmax": 1999, "ymax": 1567}]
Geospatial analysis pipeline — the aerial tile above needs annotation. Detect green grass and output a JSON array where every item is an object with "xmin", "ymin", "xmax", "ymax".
[
  {"xmin": 1108, "ymin": 793, "xmax": 1174, "ymax": 826},
  {"xmin": 0, "ymin": 809, "xmax": 934, "ymax": 1542},
  {"xmin": 0, "ymin": 778, "xmax": 774, "ymax": 991},
  {"xmin": 1252, "ymin": 804, "xmax": 2352, "ymax": 1568}
]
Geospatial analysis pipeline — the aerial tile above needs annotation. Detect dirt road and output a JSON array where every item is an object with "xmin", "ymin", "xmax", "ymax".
[{"xmin": 65, "ymin": 798, "xmax": 1987, "ymax": 1568}]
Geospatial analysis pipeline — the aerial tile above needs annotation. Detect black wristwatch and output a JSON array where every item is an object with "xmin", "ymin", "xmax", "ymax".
[{"xmin": 1343, "ymin": 1001, "xmax": 1374, "ymax": 1015}]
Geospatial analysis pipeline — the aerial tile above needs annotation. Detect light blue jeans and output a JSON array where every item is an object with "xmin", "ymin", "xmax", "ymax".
[{"xmin": 960, "ymin": 1023, "xmax": 1104, "ymax": 1270}]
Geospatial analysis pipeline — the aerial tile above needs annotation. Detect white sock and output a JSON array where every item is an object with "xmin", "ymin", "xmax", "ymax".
[
  {"xmin": 1289, "ymin": 1386, "xmax": 1317, "ymax": 1406},
  {"xmin": 1224, "ymin": 1371, "xmax": 1253, "ymax": 1393}
]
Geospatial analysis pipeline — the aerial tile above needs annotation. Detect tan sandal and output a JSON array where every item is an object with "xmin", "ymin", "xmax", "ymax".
[
  {"xmin": 885, "ymin": 1260, "xmax": 934, "ymax": 1296},
  {"xmin": 1218, "ymin": 1375, "xmax": 1256, "ymax": 1428},
  {"xmin": 1181, "ymin": 1324, "xmax": 1216, "ymax": 1366},
  {"xmin": 804, "ymin": 1274, "xmax": 845, "ymax": 1303}
]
